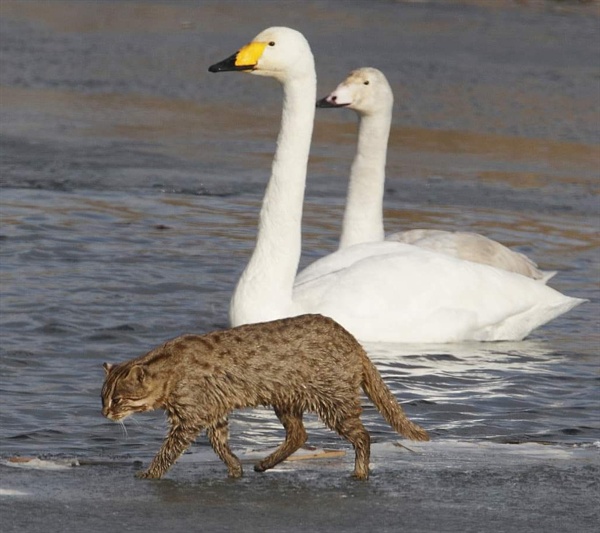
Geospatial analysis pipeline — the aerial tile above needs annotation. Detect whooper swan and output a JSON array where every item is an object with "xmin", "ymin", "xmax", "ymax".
[
  {"xmin": 209, "ymin": 28, "xmax": 584, "ymax": 343},
  {"xmin": 316, "ymin": 67, "xmax": 550, "ymax": 281}
]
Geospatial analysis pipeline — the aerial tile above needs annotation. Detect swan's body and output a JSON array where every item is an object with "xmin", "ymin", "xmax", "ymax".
[
  {"xmin": 209, "ymin": 29, "xmax": 584, "ymax": 343},
  {"xmin": 293, "ymin": 241, "xmax": 577, "ymax": 342},
  {"xmin": 317, "ymin": 67, "xmax": 549, "ymax": 281}
]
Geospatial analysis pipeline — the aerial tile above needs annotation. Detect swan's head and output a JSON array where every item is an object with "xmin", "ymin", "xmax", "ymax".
[
  {"xmin": 317, "ymin": 67, "xmax": 393, "ymax": 116},
  {"xmin": 208, "ymin": 27, "xmax": 314, "ymax": 83}
]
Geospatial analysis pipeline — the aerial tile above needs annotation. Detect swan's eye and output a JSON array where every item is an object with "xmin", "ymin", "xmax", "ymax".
[
  {"xmin": 364, "ymin": 80, "xmax": 370, "ymax": 85},
  {"xmin": 268, "ymin": 41, "xmax": 275, "ymax": 47}
]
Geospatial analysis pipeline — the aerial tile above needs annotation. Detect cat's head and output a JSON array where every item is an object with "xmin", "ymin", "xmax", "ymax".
[{"xmin": 101, "ymin": 362, "xmax": 161, "ymax": 421}]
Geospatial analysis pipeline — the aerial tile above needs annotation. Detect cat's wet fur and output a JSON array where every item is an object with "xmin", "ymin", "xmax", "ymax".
[{"xmin": 101, "ymin": 314, "xmax": 429, "ymax": 480}]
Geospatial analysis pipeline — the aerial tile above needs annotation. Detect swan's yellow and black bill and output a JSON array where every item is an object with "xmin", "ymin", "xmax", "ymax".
[{"xmin": 208, "ymin": 42, "xmax": 267, "ymax": 73}]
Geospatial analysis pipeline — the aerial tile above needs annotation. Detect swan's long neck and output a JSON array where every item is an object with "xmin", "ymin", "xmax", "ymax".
[
  {"xmin": 230, "ymin": 71, "xmax": 316, "ymax": 325},
  {"xmin": 339, "ymin": 110, "xmax": 391, "ymax": 249}
]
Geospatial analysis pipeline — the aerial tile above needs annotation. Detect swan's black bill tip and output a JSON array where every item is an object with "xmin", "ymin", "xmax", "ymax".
[
  {"xmin": 316, "ymin": 97, "xmax": 349, "ymax": 108},
  {"xmin": 209, "ymin": 53, "xmax": 255, "ymax": 73}
]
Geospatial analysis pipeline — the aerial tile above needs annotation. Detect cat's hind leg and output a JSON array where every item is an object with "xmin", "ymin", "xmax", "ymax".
[
  {"xmin": 254, "ymin": 406, "xmax": 307, "ymax": 473},
  {"xmin": 207, "ymin": 417, "xmax": 243, "ymax": 478},
  {"xmin": 321, "ymin": 400, "xmax": 371, "ymax": 480}
]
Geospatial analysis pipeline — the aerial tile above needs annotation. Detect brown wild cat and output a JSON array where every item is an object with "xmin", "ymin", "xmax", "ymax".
[{"xmin": 101, "ymin": 314, "xmax": 429, "ymax": 480}]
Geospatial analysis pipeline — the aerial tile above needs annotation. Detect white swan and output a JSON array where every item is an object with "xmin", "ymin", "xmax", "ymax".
[
  {"xmin": 317, "ymin": 67, "xmax": 550, "ymax": 281},
  {"xmin": 209, "ymin": 27, "xmax": 584, "ymax": 343}
]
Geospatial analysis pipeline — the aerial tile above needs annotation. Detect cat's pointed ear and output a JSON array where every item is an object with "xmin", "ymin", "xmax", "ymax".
[
  {"xmin": 103, "ymin": 363, "xmax": 114, "ymax": 375},
  {"xmin": 128, "ymin": 364, "xmax": 146, "ymax": 383}
]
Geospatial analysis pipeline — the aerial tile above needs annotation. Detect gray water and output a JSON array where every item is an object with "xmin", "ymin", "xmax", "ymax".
[{"xmin": 0, "ymin": 1, "xmax": 599, "ymax": 532}]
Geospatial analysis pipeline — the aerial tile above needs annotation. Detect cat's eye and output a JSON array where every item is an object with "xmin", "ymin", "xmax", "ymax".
[{"xmin": 113, "ymin": 397, "xmax": 123, "ymax": 405}]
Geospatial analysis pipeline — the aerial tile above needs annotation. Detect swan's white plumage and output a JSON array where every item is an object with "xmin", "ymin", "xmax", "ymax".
[
  {"xmin": 211, "ymin": 29, "xmax": 584, "ymax": 343},
  {"xmin": 293, "ymin": 241, "xmax": 580, "ymax": 342},
  {"xmin": 319, "ymin": 67, "xmax": 550, "ymax": 281}
]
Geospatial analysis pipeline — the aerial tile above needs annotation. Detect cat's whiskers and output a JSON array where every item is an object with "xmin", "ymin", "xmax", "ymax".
[{"xmin": 119, "ymin": 420, "xmax": 129, "ymax": 439}]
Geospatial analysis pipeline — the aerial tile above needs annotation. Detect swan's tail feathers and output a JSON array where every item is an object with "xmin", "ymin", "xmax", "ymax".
[
  {"xmin": 488, "ymin": 294, "xmax": 587, "ymax": 341},
  {"xmin": 540, "ymin": 270, "xmax": 557, "ymax": 284},
  {"xmin": 360, "ymin": 352, "xmax": 429, "ymax": 441},
  {"xmin": 545, "ymin": 296, "xmax": 588, "ymax": 322}
]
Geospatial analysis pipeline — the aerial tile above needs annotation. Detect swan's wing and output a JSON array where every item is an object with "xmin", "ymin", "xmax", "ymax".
[
  {"xmin": 296, "ymin": 241, "xmax": 414, "ymax": 286},
  {"xmin": 386, "ymin": 229, "xmax": 549, "ymax": 281},
  {"xmin": 293, "ymin": 242, "xmax": 584, "ymax": 343}
]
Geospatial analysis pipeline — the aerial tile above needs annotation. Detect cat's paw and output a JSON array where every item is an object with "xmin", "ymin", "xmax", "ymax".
[
  {"xmin": 135, "ymin": 469, "xmax": 162, "ymax": 480},
  {"xmin": 227, "ymin": 465, "xmax": 243, "ymax": 478},
  {"xmin": 253, "ymin": 461, "xmax": 268, "ymax": 473},
  {"xmin": 351, "ymin": 470, "xmax": 369, "ymax": 481}
]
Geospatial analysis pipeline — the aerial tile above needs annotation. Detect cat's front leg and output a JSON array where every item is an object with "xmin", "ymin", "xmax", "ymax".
[
  {"xmin": 137, "ymin": 422, "xmax": 200, "ymax": 479},
  {"xmin": 207, "ymin": 417, "xmax": 243, "ymax": 478}
]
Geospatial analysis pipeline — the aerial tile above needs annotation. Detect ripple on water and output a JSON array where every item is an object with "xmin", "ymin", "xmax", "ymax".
[{"xmin": 0, "ymin": 188, "xmax": 597, "ymax": 458}]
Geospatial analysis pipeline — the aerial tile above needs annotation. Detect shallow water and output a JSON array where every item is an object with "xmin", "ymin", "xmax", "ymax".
[
  {"xmin": 0, "ymin": 1, "xmax": 599, "ymax": 532},
  {"xmin": 1, "ymin": 185, "xmax": 596, "ymax": 459}
]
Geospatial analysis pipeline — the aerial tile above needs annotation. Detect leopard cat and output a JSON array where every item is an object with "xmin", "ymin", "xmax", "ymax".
[{"xmin": 101, "ymin": 314, "xmax": 429, "ymax": 480}]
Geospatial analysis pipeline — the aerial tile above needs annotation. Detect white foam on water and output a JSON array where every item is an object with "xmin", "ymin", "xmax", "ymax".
[
  {"xmin": 4, "ymin": 458, "xmax": 79, "ymax": 471},
  {"xmin": 370, "ymin": 439, "xmax": 600, "ymax": 462},
  {"xmin": 0, "ymin": 488, "xmax": 30, "ymax": 497}
]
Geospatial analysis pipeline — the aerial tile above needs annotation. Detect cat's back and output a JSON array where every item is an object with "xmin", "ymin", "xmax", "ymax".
[{"xmin": 168, "ymin": 314, "xmax": 364, "ymax": 372}]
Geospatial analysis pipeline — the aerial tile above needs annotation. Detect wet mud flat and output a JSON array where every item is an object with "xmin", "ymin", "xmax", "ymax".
[{"xmin": 1, "ymin": 442, "xmax": 598, "ymax": 533}]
